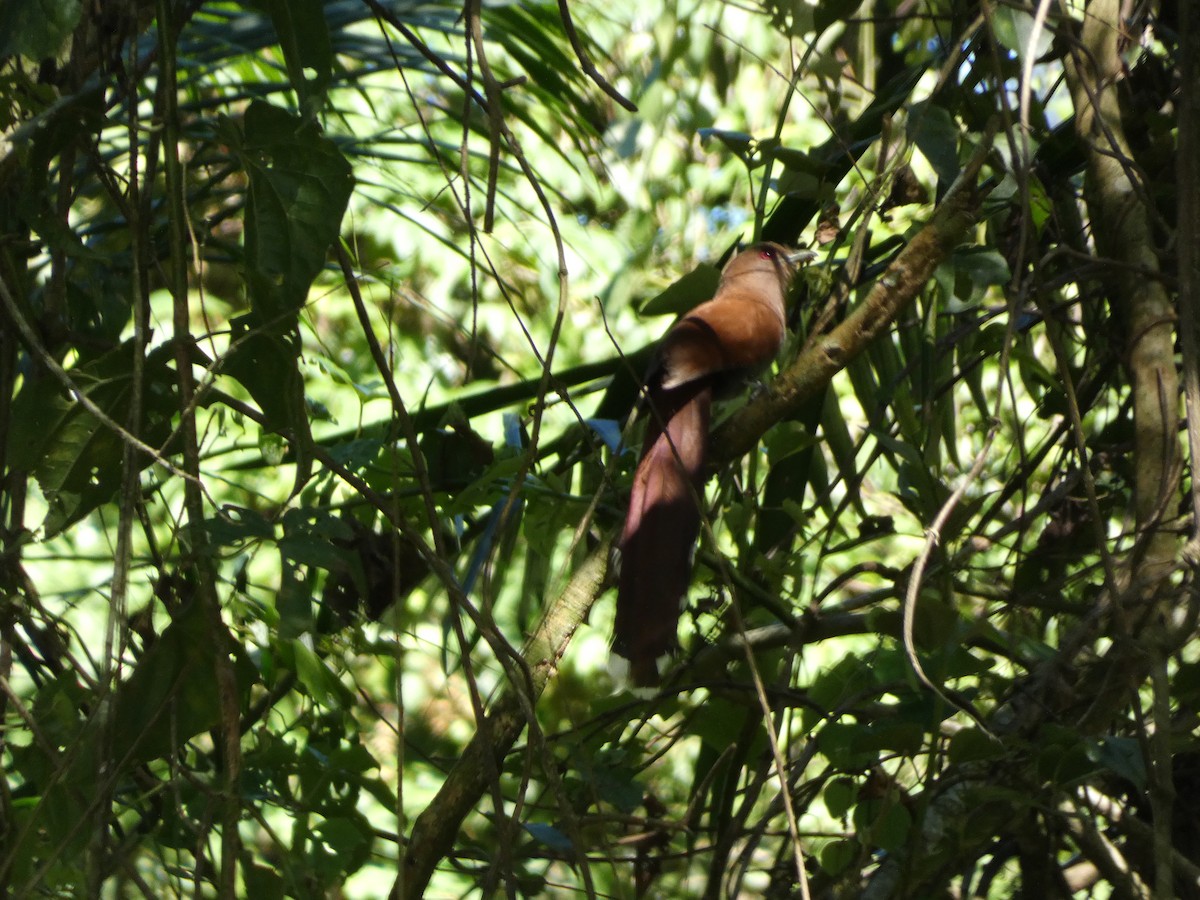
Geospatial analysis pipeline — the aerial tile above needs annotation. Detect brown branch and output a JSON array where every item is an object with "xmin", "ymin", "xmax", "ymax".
[
  {"xmin": 393, "ymin": 541, "xmax": 609, "ymax": 898},
  {"xmin": 555, "ymin": 0, "xmax": 638, "ymax": 112},
  {"xmin": 1179, "ymin": 0, "xmax": 1200, "ymax": 538},
  {"xmin": 1064, "ymin": 0, "xmax": 1181, "ymax": 579},
  {"xmin": 465, "ymin": 0, "xmax": 503, "ymax": 233},
  {"xmin": 1059, "ymin": 794, "xmax": 1152, "ymax": 900},
  {"xmin": 1064, "ymin": 10, "xmax": 1182, "ymax": 897}
]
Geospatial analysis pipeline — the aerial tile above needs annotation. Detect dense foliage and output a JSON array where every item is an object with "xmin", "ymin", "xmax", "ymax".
[{"xmin": 1, "ymin": 0, "xmax": 1197, "ymax": 896}]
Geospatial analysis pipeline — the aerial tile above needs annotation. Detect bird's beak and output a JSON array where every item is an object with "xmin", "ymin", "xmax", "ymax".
[{"xmin": 787, "ymin": 249, "xmax": 818, "ymax": 265}]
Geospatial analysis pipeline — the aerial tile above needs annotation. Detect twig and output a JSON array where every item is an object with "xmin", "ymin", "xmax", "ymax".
[{"xmin": 554, "ymin": 0, "xmax": 637, "ymax": 112}]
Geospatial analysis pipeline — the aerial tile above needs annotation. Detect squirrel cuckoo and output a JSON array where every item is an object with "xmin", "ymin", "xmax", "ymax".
[{"xmin": 613, "ymin": 242, "xmax": 815, "ymax": 686}]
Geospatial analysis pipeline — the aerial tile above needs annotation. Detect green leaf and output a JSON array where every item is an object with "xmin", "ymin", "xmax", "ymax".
[
  {"xmin": 816, "ymin": 722, "xmax": 878, "ymax": 769},
  {"xmin": 820, "ymin": 386, "xmax": 862, "ymax": 508},
  {"xmin": 699, "ymin": 128, "xmax": 757, "ymax": 167},
  {"xmin": 639, "ymin": 262, "xmax": 722, "ymax": 316},
  {"xmin": 0, "ymin": 0, "xmax": 82, "ymax": 59},
  {"xmin": 486, "ymin": 3, "xmax": 606, "ymax": 142},
  {"xmin": 210, "ymin": 94, "xmax": 350, "ymax": 468},
  {"xmin": 277, "ymin": 558, "xmax": 313, "ymax": 639},
  {"xmin": 312, "ymin": 813, "xmax": 374, "ymax": 880},
  {"xmin": 278, "ymin": 530, "xmax": 348, "ymax": 570},
  {"xmin": 992, "ymin": 6, "xmax": 1054, "ymax": 61},
  {"xmin": 284, "ymin": 638, "xmax": 354, "ymax": 708},
  {"xmin": 864, "ymin": 801, "xmax": 907, "ymax": 854},
  {"xmin": 762, "ymin": 421, "xmax": 820, "ymax": 464},
  {"xmin": 824, "ymin": 777, "xmax": 856, "ymax": 819},
  {"xmin": 107, "ymin": 599, "xmax": 258, "ymax": 765},
  {"xmin": 819, "ymin": 838, "xmax": 858, "ymax": 875},
  {"xmin": 1035, "ymin": 726, "xmax": 1100, "ymax": 786},
  {"xmin": 224, "ymin": 100, "xmax": 354, "ymax": 318},
  {"xmin": 768, "ymin": 146, "xmax": 834, "ymax": 178},
  {"xmin": 807, "ymin": 655, "xmax": 875, "ymax": 721},
  {"xmin": 222, "ymin": 313, "xmax": 311, "ymax": 445},
  {"xmin": 523, "ymin": 822, "xmax": 574, "ymax": 852},
  {"xmin": 243, "ymin": 863, "xmax": 286, "ymax": 900},
  {"xmin": 757, "ymin": 413, "xmax": 821, "ymax": 553},
  {"xmin": 813, "ymin": 0, "xmax": 862, "ymax": 33},
  {"xmin": 692, "ymin": 696, "xmax": 754, "ymax": 749},
  {"xmin": 956, "ymin": 248, "xmax": 1011, "ymax": 291},
  {"xmin": 825, "ymin": 719, "xmax": 926, "ymax": 758},
  {"xmin": 1088, "ymin": 736, "xmax": 1146, "ymax": 791},
  {"xmin": 908, "ymin": 102, "xmax": 960, "ymax": 185},
  {"xmin": 564, "ymin": 743, "xmax": 643, "ymax": 814},
  {"xmin": 245, "ymin": 0, "xmax": 333, "ymax": 113},
  {"xmin": 200, "ymin": 506, "xmax": 277, "ymax": 547},
  {"xmin": 9, "ymin": 343, "xmax": 180, "ymax": 535},
  {"xmin": 420, "ymin": 422, "xmax": 495, "ymax": 491},
  {"xmin": 948, "ymin": 727, "xmax": 1005, "ymax": 764},
  {"xmin": 16, "ymin": 605, "xmax": 256, "ymax": 863}
]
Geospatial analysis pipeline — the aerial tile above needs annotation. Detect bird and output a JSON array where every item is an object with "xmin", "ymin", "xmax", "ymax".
[{"xmin": 612, "ymin": 242, "xmax": 815, "ymax": 686}]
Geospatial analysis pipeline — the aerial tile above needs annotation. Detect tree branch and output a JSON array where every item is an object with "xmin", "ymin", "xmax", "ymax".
[{"xmin": 394, "ymin": 541, "xmax": 609, "ymax": 898}]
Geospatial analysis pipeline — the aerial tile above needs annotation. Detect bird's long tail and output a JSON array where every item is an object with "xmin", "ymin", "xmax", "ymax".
[{"xmin": 613, "ymin": 379, "xmax": 712, "ymax": 685}]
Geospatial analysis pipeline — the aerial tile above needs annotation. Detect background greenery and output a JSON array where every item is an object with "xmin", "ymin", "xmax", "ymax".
[{"xmin": 1, "ymin": 0, "xmax": 1196, "ymax": 896}]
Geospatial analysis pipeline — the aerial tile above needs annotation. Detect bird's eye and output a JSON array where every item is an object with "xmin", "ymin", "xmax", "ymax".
[{"xmin": 759, "ymin": 246, "xmax": 776, "ymax": 259}]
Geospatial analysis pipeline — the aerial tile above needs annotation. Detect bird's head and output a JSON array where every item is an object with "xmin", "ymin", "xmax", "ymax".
[{"xmin": 720, "ymin": 241, "xmax": 817, "ymax": 293}]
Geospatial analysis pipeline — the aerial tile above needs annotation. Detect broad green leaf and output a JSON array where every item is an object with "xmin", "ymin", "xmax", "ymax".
[
  {"xmin": 523, "ymin": 822, "xmax": 574, "ymax": 852},
  {"xmin": 816, "ymin": 722, "xmax": 879, "ymax": 769},
  {"xmin": 908, "ymin": 102, "xmax": 960, "ymax": 185},
  {"xmin": 757, "ymin": 410, "xmax": 822, "ymax": 554},
  {"xmin": 824, "ymin": 777, "xmax": 856, "ymax": 819},
  {"xmin": 0, "ymin": 0, "xmax": 81, "ymax": 59},
  {"xmin": 699, "ymin": 128, "xmax": 757, "ymax": 167},
  {"xmin": 992, "ymin": 6, "xmax": 1054, "ymax": 61},
  {"xmin": 244, "ymin": 863, "xmax": 286, "ymax": 900},
  {"xmin": 221, "ymin": 313, "xmax": 310, "ymax": 440},
  {"xmin": 277, "ymin": 557, "xmax": 313, "ymax": 638},
  {"xmin": 1088, "ymin": 736, "xmax": 1146, "ymax": 791},
  {"xmin": 1035, "ymin": 726, "xmax": 1101, "ymax": 786},
  {"xmin": 200, "ymin": 506, "xmax": 277, "ymax": 547},
  {"xmin": 639, "ymin": 262, "xmax": 722, "ymax": 316},
  {"xmin": 854, "ymin": 796, "xmax": 912, "ymax": 852},
  {"xmin": 8, "ymin": 343, "xmax": 180, "ymax": 536},
  {"xmin": 217, "ymin": 102, "xmax": 354, "ymax": 465},
  {"xmin": 245, "ymin": 0, "xmax": 333, "ymax": 113},
  {"xmin": 312, "ymin": 813, "xmax": 374, "ymax": 881},
  {"xmin": 948, "ymin": 727, "xmax": 1005, "ymax": 764},
  {"xmin": 819, "ymin": 838, "xmax": 858, "ymax": 876},
  {"xmin": 238, "ymin": 101, "xmax": 353, "ymax": 311},
  {"xmin": 9, "ymin": 600, "xmax": 257, "ymax": 868},
  {"xmin": 284, "ymin": 638, "xmax": 354, "ymax": 708},
  {"xmin": 813, "ymin": 0, "xmax": 861, "ymax": 33},
  {"xmin": 956, "ymin": 248, "xmax": 1012, "ymax": 291},
  {"xmin": 107, "ymin": 598, "xmax": 257, "ymax": 765}
]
